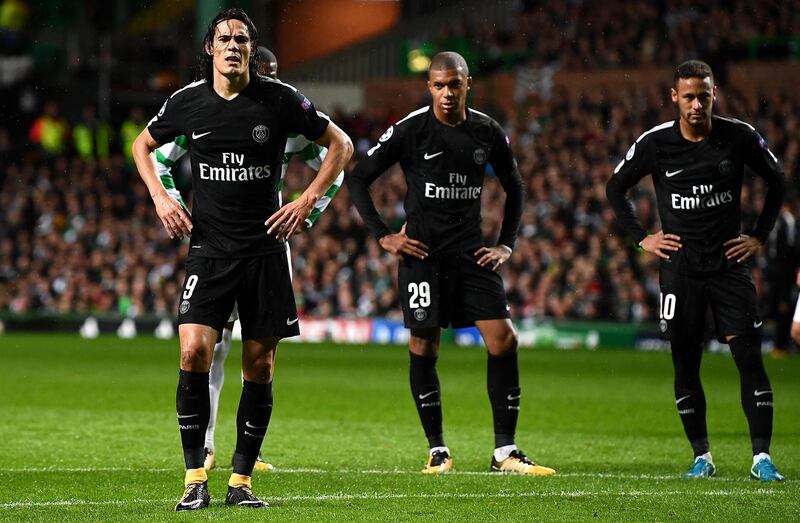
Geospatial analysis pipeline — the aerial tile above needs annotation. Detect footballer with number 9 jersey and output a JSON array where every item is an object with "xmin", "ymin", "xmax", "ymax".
[
  {"xmin": 606, "ymin": 60, "xmax": 785, "ymax": 481},
  {"xmin": 132, "ymin": 8, "xmax": 352, "ymax": 510},
  {"xmin": 348, "ymin": 52, "xmax": 555, "ymax": 476}
]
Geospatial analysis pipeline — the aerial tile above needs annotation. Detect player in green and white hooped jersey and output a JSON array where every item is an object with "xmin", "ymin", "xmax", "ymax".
[{"xmin": 153, "ymin": 47, "xmax": 344, "ymax": 471}]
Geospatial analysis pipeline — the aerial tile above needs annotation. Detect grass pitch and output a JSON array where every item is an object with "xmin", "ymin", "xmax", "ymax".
[{"xmin": 1, "ymin": 333, "xmax": 799, "ymax": 521}]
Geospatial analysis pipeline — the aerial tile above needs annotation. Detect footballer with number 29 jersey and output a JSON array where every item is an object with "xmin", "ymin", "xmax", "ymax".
[
  {"xmin": 349, "ymin": 106, "xmax": 522, "ymax": 257},
  {"xmin": 148, "ymin": 76, "xmax": 329, "ymax": 258}
]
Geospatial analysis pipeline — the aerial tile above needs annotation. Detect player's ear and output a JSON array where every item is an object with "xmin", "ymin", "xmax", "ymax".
[
  {"xmin": 466, "ymin": 76, "xmax": 472, "ymax": 90},
  {"xmin": 712, "ymin": 85, "xmax": 717, "ymax": 102},
  {"xmin": 671, "ymin": 87, "xmax": 678, "ymax": 103}
]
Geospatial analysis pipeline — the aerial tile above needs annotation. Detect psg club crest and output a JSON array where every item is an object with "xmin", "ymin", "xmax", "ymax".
[
  {"xmin": 252, "ymin": 124, "xmax": 269, "ymax": 143},
  {"xmin": 473, "ymin": 148, "xmax": 487, "ymax": 165},
  {"xmin": 414, "ymin": 308, "xmax": 428, "ymax": 321},
  {"xmin": 718, "ymin": 159, "xmax": 733, "ymax": 175},
  {"xmin": 379, "ymin": 126, "xmax": 394, "ymax": 142},
  {"xmin": 180, "ymin": 300, "xmax": 190, "ymax": 314}
]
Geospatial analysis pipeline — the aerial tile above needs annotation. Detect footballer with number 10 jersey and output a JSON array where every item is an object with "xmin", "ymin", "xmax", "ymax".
[{"xmin": 605, "ymin": 60, "xmax": 785, "ymax": 482}]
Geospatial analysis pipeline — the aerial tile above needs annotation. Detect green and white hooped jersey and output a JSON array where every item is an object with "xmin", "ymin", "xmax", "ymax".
[{"xmin": 153, "ymin": 132, "xmax": 344, "ymax": 227}]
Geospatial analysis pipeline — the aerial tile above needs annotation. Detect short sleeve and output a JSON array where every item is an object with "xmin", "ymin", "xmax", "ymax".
[
  {"xmin": 281, "ymin": 89, "xmax": 329, "ymax": 142},
  {"xmin": 147, "ymin": 93, "xmax": 185, "ymax": 146}
]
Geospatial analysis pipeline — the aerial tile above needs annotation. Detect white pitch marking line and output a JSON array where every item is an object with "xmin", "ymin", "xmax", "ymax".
[
  {"xmin": 0, "ymin": 489, "xmax": 781, "ymax": 509},
  {"xmin": 0, "ymin": 467, "xmax": 784, "ymax": 483}
]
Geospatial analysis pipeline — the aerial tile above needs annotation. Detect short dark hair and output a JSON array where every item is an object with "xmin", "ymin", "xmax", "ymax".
[
  {"xmin": 429, "ymin": 51, "xmax": 469, "ymax": 77},
  {"xmin": 256, "ymin": 46, "xmax": 278, "ymax": 78},
  {"xmin": 197, "ymin": 8, "xmax": 260, "ymax": 81},
  {"xmin": 674, "ymin": 60, "xmax": 714, "ymax": 86}
]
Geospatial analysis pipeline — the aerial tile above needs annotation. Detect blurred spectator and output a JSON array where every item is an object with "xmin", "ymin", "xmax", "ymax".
[
  {"xmin": 764, "ymin": 202, "xmax": 800, "ymax": 355},
  {"xmin": 27, "ymin": 100, "xmax": 69, "ymax": 155},
  {"xmin": 120, "ymin": 107, "xmax": 146, "ymax": 164},
  {"xmin": 73, "ymin": 105, "xmax": 111, "ymax": 160},
  {"xmin": 0, "ymin": 0, "xmax": 28, "ymax": 54}
]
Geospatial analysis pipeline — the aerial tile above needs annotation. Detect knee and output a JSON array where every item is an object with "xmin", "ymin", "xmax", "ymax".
[
  {"xmin": 488, "ymin": 327, "xmax": 518, "ymax": 357},
  {"xmin": 244, "ymin": 350, "xmax": 275, "ymax": 383},
  {"xmin": 180, "ymin": 335, "xmax": 213, "ymax": 371},
  {"xmin": 180, "ymin": 344, "xmax": 212, "ymax": 371},
  {"xmin": 410, "ymin": 329, "xmax": 440, "ymax": 357}
]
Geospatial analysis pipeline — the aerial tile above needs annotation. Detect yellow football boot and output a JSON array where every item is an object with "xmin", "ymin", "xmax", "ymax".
[
  {"xmin": 422, "ymin": 449, "xmax": 453, "ymax": 474},
  {"xmin": 491, "ymin": 450, "xmax": 555, "ymax": 476}
]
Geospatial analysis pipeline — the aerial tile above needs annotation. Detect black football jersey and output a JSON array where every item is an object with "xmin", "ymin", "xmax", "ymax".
[
  {"xmin": 347, "ymin": 106, "xmax": 523, "ymax": 257},
  {"xmin": 148, "ymin": 76, "xmax": 329, "ymax": 258},
  {"xmin": 607, "ymin": 115, "xmax": 784, "ymax": 274}
]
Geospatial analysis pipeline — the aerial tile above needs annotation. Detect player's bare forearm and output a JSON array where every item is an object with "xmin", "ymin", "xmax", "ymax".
[
  {"xmin": 132, "ymin": 129, "xmax": 168, "ymax": 199},
  {"xmin": 266, "ymin": 123, "xmax": 353, "ymax": 240},
  {"xmin": 132, "ymin": 128, "xmax": 192, "ymax": 239},
  {"xmin": 306, "ymin": 122, "xmax": 353, "ymax": 200}
]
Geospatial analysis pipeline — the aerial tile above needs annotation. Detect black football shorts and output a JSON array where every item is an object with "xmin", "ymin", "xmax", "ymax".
[
  {"xmin": 658, "ymin": 264, "xmax": 761, "ymax": 345},
  {"xmin": 398, "ymin": 251, "xmax": 510, "ymax": 330},
  {"xmin": 177, "ymin": 251, "xmax": 299, "ymax": 340}
]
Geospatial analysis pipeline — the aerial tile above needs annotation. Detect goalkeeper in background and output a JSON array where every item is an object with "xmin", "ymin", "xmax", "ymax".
[{"xmin": 154, "ymin": 47, "xmax": 344, "ymax": 471}]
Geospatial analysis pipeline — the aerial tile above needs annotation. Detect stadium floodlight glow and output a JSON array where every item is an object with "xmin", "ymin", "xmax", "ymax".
[{"xmin": 408, "ymin": 49, "xmax": 432, "ymax": 73}]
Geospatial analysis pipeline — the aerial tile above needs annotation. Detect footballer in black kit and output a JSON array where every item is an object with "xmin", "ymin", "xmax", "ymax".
[
  {"xmin": 148, "ymin": 72, "xmax": 323, "ymax": 339},
  {"xmin": 132, "ymin": 8, "xmax": 353, "ymax": 510},
  {"xmin": 606, "ymin": 60, "xmax": 785, "ymax": 481},
  {"xmin": 348, "ymin": 52, "xmax": 555, "ymax": 476}
]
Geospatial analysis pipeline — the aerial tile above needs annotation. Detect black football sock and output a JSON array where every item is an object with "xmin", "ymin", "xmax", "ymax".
[
  {"xmin": 409, "ymin": 352, "xmax": 445, "ymax": 449},
  {"xmin": 671, "ymin": 343, "xmax": 709, "ymax": 457},
  {"xmin": 487, "ymin": 351, "xmax": 520, "ymax": 448},
  {"xmin": 729, "ymin": 335, "xmax": 773, "ymax": 455},
  {"xmin": 232, "ymin": 380, "xmax": 273, "ymax": 476},
  {"xmin": 176, "ymin": 370, "xmax": 211, "ymax": 469}
]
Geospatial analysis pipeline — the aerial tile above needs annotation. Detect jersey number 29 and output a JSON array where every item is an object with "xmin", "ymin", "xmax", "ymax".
[{"xmin": 408, "ymin": 282, "xmax": 431, "ymax": 308}]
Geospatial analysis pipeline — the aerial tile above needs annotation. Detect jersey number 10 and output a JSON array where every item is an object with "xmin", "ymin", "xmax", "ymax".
[{"xmin": 659, "ymin": 292, "xmax": 676, "ymax": 320}]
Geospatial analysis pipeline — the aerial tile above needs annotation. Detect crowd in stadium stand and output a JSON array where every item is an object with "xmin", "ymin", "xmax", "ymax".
[
  {"xmin": 445, "ymin": 0, "xmax": 800, "ymax": 73},
  {"xmin": 2, "ymin": 77, "xmax": 798, "ymax": 324}
]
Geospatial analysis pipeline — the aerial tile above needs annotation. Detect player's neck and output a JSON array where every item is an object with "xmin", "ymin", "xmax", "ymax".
[
  {"xmin": 679, "ymin": 118, "xmax": 711, "ymax": 142},
  {"xmin": 433, "ymin": 106, "xmax": 467, "ymax": 127},
  {"xmin": 213, "ymin": 69, "xmax": 250, "ymax": 100}
]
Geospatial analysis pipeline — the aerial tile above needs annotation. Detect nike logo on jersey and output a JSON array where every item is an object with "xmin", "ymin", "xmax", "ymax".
[
  {"xmin": 418, "ymin": 391, "xmax": 438, "ymax": 400},
  {"xmin": 507, "ymin": 394, "xmax": 521, "ymax": 401},
  {"xmin": 754, "ymin": 389, "xmax": 772, "ymax": 397},
  {"xmin": 286, "ymin": 317, "xmax": 299, "ymax": 325},
  {"xmin": 245, "ymin": 421, "xmax": 269, "ymax": 429},
  {"xmin": 675, "ymin": 395, "xmax": 691, "ymax": 404},
  {"xmin": 753, "ymin": 320, "xmax": 763, "ymax": 328},
  {"xmin": 424, "ymin": 151, "xmax": 443, "ymax": 160},
  {"xmin": 177, "ymin": 413, "xmax": 199, "ymax": 419},
  {"xmin": 665, "ymin": 169, "xmax": 684, "ymax": 177},
  {"xmin": 192, "ymin": 131, "xmax": 212, "ymax": 139}
]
